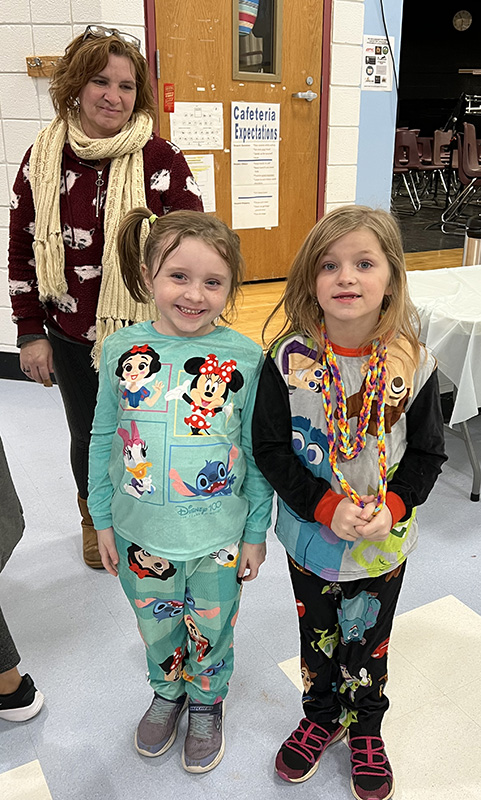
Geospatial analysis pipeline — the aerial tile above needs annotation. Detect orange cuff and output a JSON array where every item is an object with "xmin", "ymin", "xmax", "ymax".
[
  {"xmin": 385, "ymin": 491, "xmax": 406, "ymax": 526},
  {"xmin": 314, "ymin": 490, "xmax": 345, "ymax": 528}
]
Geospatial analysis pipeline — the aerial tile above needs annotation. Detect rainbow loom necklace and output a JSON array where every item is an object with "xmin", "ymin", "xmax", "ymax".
[{"xmin": 320, "ymin": 321, "xmax": 388, "ymax": 514}]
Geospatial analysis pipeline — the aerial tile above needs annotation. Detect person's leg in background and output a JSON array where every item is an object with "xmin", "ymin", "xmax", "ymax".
[
  {"xmin": 48, "ymin": 331, "xmax": 102, "ymax": 568},
  {"xmin": 0, "ymin": 435, "xmax": 44, "ymax": 720},
  {"xmin": 0, "ymin": 608, "xmax": 44, "ymax": 721}
]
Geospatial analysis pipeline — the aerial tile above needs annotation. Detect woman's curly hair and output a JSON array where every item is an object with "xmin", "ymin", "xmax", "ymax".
[{"xmin": 49, "ymin": 32, "xmax": 156, "ymax": 123}]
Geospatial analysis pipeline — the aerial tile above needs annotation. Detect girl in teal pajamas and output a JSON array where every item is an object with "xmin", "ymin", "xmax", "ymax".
[{"xmin": 88, "ymin": 209, "xmax": 272, "ymax": 774}]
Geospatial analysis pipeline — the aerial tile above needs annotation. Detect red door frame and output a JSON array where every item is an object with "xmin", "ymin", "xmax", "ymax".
[
  {"xmin": 143, "ymin": 0, "xmax": 332, "ymax": 216},
  {"xmin": 317, "ymin": 0, "xmax": 333, "ymax": 218},
  {"xmin": 144, "ymin": 0, "xmax": 158, "ymax": 117}
]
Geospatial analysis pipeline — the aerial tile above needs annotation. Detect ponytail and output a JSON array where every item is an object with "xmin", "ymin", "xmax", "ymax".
[{"xmin": 117, "ymin": 206, "xmax": 152, "ymax": 303}]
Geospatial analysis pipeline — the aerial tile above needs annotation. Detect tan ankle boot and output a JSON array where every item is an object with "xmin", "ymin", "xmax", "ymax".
[{"xmin": 77, "ymin": 495, "xmax": 104, "ymax": 569}]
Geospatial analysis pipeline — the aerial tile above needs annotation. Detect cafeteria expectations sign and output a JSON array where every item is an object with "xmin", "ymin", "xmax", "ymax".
[{"xmin": 231, "ymin": 101, "xmax": 280, "ymax": 230}]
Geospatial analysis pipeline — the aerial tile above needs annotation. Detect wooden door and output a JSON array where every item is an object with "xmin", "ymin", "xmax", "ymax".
[{"xmin": 155, "ymin": 0, "xmax": 323, "ymax": 280}]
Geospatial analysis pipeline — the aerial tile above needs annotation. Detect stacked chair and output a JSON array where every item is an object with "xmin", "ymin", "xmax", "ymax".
[
  {"xmin": 392, "ymin": 128, "xmax": 451, "ymax": 213},
  {"xmin": 441, "ymin": 123, "xmax": 481, "ymax": 233}
]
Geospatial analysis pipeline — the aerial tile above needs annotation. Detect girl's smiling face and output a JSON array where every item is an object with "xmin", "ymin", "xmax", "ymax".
[
  {"xmin": 142, "ymin": 237, "xmax": 232, "ymax": 338},
  {"xmin": 315, "ymin": 227, "xmax": 392, "ymax": 347}
]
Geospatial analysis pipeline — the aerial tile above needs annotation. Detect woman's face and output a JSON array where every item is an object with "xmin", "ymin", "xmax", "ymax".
[{"xmin": 78, "ymin": 53, "xmax": 137, "ymax": 138}]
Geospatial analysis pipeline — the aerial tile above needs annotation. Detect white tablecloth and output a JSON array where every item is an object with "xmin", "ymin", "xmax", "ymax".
[{"xmin": 407, "ymin": 264, "xmax": 481, "ymax": 425}]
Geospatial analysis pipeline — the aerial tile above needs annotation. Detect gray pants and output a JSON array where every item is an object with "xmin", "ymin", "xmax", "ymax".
[
  {"xmin": 0, "ymin": 607, "xmax": 19, "ymax": 672},
  {"xmin": 0, "ymin": 436, "xmax": 25, "ymax": 673}
]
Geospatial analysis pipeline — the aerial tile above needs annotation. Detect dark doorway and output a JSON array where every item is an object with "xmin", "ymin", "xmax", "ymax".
[{"xmin": 397, "ymin": 1, "xmax": 481, "ymax": 135}]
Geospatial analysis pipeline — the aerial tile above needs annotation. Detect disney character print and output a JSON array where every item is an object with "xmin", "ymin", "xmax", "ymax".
[
  {"xmin": 159, "ymin": 647, "xmax": 186, "ymax": 682},
  {"xmin": 169, "ymin": 443, "xmax": 238, "ymax": 498},
  {"xmin": 116, "ymin": 344, "xmax": 163, "ymax": 410},
  {"xmin": 127, "ymin": 543, "xmax": 177, "ymax": 580},
  {"xmin": 118, "ymin": 421, "xmax": 155, "ymax": 497},
  {"xmin": 165, "ymin": 354, "xmax": 244, "ymax": 435},
  {"xmin": 184, "ymin": 614, "xmax": 212, "ymax": 662}
]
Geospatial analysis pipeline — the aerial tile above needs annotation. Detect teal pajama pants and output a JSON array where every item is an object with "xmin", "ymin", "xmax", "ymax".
[{"xmin": 115, "ymin": 532, "xmax": 242, "ymax": 705}]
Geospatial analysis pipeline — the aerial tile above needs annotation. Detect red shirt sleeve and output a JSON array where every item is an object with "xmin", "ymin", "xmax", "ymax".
[{"xmin": 314, "ymin": 489, "xmax": 345, "ymax": 527}]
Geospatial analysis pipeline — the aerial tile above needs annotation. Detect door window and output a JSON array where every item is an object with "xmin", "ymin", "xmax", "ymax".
[{"xmin": 233, "ymin": 0, "xmax": 283, "ymax": 81}]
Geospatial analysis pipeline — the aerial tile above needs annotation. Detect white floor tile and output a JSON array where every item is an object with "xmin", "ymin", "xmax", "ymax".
[
  {"xmin": 278, "ymin": 656, "xmax": 302, "ymax": 692},
  {"xmin": 385, "ymin": 695, "xmax": 481, "ymax": 800},
  {"xmin": 0, "ymin": 761, "xmax": 52, "ymax": 800},
  {"xmin": 446, "ymin": 679, "xmax": 480, "ymax": 725},
  {"xmin": 385, "ymin": 645, "xmax": 443, "ymax": 720},
  {"xmin": 390, "ymin": 595, "xmax": 481, "ymax": 694}
]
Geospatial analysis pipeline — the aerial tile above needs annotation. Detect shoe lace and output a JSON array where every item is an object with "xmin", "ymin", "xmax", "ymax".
[
  {"xmin": 350, "ymin": 736, "xmax": 392, "ymax": 779},
  {"xmin": 146, "ymin": 696, "xmax": 179, "ymax": 725},
  {"xmin": 283, "ymin": 719, "xmax": 332, "ymax": 766},
  {"xmin": 189, "ymin": 710, "xmax": 216, "ymax": 740}
]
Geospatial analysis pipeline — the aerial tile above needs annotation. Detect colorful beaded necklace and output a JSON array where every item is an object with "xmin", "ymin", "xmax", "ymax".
[{"xmin": 320, "ymin": 321, "xmax": 388, "ymax": 514}]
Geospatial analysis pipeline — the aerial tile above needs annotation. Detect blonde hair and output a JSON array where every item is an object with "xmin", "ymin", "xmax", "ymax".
[
  {"xmin": 118, "ymin": 209, "xmax": 245, "ymax": 323},
  {"xmin": 266, "ymin": 205, "xmax": 420, "ymax": 355},
  {"xmin": 50, "ymin": 33, "xmax": 157, "ymax": 123}
]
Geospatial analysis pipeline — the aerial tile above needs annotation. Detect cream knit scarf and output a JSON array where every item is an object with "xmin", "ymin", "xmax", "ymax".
[{"xmin": 29, "ymin": 109, "xmax": 157, "ymax": 367}]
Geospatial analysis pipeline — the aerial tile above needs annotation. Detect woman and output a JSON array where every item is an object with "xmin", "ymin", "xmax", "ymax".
[{"xmin": 8, "ymin": 27, "xmax": 203, "ymax": 569}]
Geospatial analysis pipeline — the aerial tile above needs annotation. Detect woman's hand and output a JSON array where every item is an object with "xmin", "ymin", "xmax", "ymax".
[
  {"xmin": 237, "ymin": 541, "xmax": 266, "ymax": 582},
  {"xmin": 97, "ymin": 527, "xmax": 119, "ymax": 576},
  {"xmin": 19, "ymin": 339, "xmax": 54, "ymax": 385}
]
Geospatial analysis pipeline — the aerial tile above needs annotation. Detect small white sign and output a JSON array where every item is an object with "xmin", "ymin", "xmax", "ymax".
[
  {"xmin": 362, "ymin": 35, "xmax": 394, "ymax": 92},
  {"xmin": 170, "ymin": 102, "xmax": 224, "ymax": 150},
  {"xmin": 185, "ymin": 154, "xmax": 216, "ymax": 213}
]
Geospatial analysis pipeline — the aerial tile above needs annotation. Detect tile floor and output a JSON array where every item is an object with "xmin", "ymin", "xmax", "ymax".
[{"xmin": 0, "ymin": 377, "xmax": 480, "ymax": 800}]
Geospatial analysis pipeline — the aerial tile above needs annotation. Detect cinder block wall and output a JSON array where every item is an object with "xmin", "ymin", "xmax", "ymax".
[
  {"xmin": 325, "ymin": 0, "xmax": 364, "ymax": 213},
  {"xmin": 0, "ymin": 0, "xmax": 145, "ymax": 355}
]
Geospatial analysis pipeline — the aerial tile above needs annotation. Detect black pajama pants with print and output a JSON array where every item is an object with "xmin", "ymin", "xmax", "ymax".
[{"xmin": 288, "ymin": 556, "xmax": 406, "ymax": 736}]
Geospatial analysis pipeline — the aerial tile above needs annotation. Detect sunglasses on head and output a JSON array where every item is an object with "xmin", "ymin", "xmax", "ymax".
[{"xmin": 82, "ymin": 25, "xmax": 141, "ymax": 51}]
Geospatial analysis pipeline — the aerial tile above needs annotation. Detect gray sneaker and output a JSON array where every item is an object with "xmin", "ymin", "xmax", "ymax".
[
  {"xmin": 182, "ymin": 701, "xmax": 225, "ymax": 773},
  {"xmin": 135, "ymin": 693, "xmax": 187, "ymax": 757}
]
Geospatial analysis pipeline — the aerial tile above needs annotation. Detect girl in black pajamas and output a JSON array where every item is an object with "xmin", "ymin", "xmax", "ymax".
[{"xmin": 252, "ymin": 205, "xmax": 446, "ymax": 799}]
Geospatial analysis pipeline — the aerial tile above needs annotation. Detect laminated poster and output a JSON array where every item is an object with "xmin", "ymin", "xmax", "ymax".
[{"xmin": 231, "ymin": 101, "xmax": 280, "ymax": 230}]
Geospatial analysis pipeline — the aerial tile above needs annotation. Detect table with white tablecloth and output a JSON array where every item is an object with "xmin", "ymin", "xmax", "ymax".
[{"xmin": 407, "ymin": 264, "xmax": 481, "ymax": 499}]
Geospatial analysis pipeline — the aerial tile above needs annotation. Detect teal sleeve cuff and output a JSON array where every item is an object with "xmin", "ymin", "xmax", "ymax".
[
  {"xmin": 90, "ymin": 513, "xmax": 113, "ymax": 532},
  {"xmin": 242, "ymin": 528, "xmax": 267, "ymax": 544}
]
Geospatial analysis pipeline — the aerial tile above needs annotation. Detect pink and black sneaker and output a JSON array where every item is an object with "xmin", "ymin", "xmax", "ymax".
[
  {"xmin": 275, "ymin": 716, "xmax": 346, "ymax": 783},
  {"xmin": 349, "ymin": 735, "xmax": 395, "ymax": 800}
]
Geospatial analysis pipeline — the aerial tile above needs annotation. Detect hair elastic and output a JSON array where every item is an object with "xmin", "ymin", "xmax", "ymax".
[{"xmin": 148, "ymin": 213, "xmax": 158, "ymax": 225}]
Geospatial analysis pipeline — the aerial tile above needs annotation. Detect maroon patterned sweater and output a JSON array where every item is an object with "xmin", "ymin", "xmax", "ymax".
[{"xmin": 8, "ymin": 134, "xmax": 203, "ymax": 345}]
